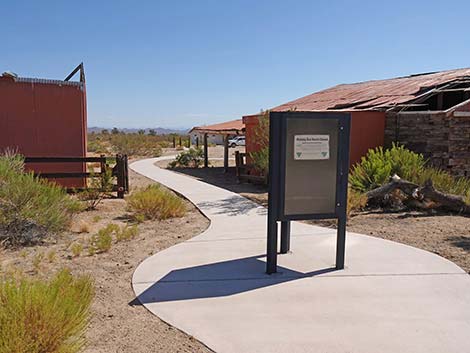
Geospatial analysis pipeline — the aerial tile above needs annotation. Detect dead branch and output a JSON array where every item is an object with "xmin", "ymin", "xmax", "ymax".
[
  {"xmin": 366, "ymin": 175, "xmax": 419, "ymax": 201},
  {"xmin": 365, "ymin": 175, "xmax": 470, "ymax": 214}
]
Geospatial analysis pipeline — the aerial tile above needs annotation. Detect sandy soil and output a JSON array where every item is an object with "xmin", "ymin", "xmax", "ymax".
[
  {"xmin": 0, "ymin": 165, "xmax": 212, "ymax": 353},
  {"xmin": 161, "ymin": 151, "xmax": 470, "ymax": 274}
]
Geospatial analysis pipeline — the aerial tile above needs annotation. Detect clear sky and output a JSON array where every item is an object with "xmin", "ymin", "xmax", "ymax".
[{"xmin": 2, "ymin": 0, "xmax": 470, "ymax": 129}]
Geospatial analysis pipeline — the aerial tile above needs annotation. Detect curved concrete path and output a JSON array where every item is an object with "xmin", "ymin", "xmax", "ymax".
[{"xmin": 131, "ymin": 157, "xmax": 470, "ymax": 353}]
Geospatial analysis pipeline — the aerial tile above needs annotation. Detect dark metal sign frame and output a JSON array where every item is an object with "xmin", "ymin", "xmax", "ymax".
[{"xmin": 266, "ymin": 111, "xmax": 351, "ymax": 274}]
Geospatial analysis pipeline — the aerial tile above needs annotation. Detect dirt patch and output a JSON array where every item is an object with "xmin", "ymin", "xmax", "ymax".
[
  {"xmin": 161, "ymin": 157, "xmax": 470, "ymax": 274},
  {"xmin": 0, "ymin": 167, "xmax": 212, "ymax": 353}
]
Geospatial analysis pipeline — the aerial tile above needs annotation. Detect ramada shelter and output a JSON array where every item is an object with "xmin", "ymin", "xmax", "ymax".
[
  {"xmin": 189, "ymin": 119, "xmax": 245, "ymax": 171},
  {"xmin": 243, "ymin": 68, "xmax": 470, "ymax": 176}
]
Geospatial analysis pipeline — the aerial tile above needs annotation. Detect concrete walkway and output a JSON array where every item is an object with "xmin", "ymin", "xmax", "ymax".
[{"xmin": 131, "ymin": 157, "xmax": 470, "ymax": 353}]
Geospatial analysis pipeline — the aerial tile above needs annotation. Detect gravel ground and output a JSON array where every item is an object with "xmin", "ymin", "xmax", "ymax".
[{"xmin": 1, "ymin": 164, "xmax": 212, "ymax": 353}]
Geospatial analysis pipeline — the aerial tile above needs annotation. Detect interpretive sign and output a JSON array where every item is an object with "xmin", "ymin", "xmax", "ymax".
[
  {"xmin": 266, "ymin": 111, "xmax": 351, "ymax": 274},
  {"xmin": 294, "ymin": 135, "xmax": 330, "ymax": 160}
]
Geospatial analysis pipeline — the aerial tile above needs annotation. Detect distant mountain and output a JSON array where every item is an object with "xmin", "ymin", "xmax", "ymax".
[{"xmin": 88, "ymin": 127, "xmax": 189, "ymax": 135}]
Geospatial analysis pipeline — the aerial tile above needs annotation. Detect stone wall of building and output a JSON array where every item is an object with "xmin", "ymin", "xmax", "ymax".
[
  {"xmin": 448, "ymin": 114, "xmax": 470, "ymax": 176},
  {"xmin": 385, "ymin": 112, "xmax": 450, "ymax": 169},
  {"xmin": 385, "ymin": 111, "xmax": 470, "ymax": 176}
]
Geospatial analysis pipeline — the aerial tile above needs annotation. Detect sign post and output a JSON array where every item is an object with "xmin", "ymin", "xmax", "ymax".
[{"xmin": 266, "ymin": 111, "xmax": 351, "ymax": 274}]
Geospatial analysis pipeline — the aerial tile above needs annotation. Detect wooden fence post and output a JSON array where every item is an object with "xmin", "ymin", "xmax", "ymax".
[
  {"xmin": 173, "ymin": 136, "xmax": 176, "ymax": 148},
  {"xmin": 116, "ymin": 154, "xmax": 125, "ymax": 198}
]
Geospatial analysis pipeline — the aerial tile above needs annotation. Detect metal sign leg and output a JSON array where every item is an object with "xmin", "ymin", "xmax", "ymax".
[
  {"xmin": 335, "ymin": 215, "xmax": 346, "ymax": 270},
  {"xmin": 266, "ymin": 215, "xmax": 278, "ymax": 274},
  {"xmin": 280, "ymin": 221, "xmax": 290, "ymax": 254}
]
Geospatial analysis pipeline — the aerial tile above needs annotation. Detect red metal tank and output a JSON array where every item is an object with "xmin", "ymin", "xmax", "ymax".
[{"xmin": 0, "ymin": 70, "xmax": 87, "ymax": 187}]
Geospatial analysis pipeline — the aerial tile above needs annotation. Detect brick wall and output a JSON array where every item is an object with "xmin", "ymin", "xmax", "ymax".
[
  {"xmin": 385, "ymin": 111, "xmax": 470, "ymax": 176},
  {"xmin": 449, "ymin": 114, "xmax": 470, "ymax": 176}
]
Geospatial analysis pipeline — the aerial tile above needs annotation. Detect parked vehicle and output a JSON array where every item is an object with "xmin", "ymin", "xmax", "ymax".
[{"xmin": 228, "ymin": 136, "xmax": 245, "ymax": 147}]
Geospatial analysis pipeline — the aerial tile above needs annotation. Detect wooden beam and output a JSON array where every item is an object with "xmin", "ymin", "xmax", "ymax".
[{"xmin": 437, "ymin": 93, "xmax": 444, "ymax": 110}]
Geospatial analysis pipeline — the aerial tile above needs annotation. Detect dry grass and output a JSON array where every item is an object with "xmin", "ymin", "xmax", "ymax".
[
  {"xmin": 347, "ymin": 189, "xmax": 368, "ymax": 217},
  {"xmin": 126, "ymin": 184, "xmax": 186, "ymax": 220},
  {"xmin": 0, "ymin": 269, "xmax": 94, "ymax": 353}
]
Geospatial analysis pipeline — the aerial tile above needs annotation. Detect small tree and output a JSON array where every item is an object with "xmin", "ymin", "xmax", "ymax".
[
  {"xmin": 249, "ymin": 111, "xmax": 270, "ymax": 175},
  {"xmin": 148, "ymin": 129, "xmax": 157, "ymax": 136},
  {"xmin": 111, "ymin": 127, "xmax": 120, "ymax": 135}
]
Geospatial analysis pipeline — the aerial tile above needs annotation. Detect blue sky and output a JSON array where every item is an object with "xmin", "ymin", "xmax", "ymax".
[{"xmin": 2, "ymin": 0, "xmax": 470, "ymax": 129}]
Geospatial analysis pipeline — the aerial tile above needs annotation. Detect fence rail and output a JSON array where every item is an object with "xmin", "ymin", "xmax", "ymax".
[
  {"xmin": 234, "ymin": 151, "xmax": 267, "ymax": 184},
  {"xmin": 24, "ymin": 154, "xmax": 129, "ymax": 198}
]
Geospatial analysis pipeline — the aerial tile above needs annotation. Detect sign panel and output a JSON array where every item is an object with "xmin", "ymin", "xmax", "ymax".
[
  {"xmin": 283, "ymin": 117, "xmax": 339, "ymax": 216},
  {"xmin": 294, "ymin": 134, "xmax": 330, "ymax": 160}
]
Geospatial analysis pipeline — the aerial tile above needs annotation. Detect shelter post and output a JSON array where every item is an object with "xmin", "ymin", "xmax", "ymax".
[
  {"xmin": 204, "ymin": 133, "xmax": 208, "ymax": 168},
  {"xmin": 223, "ymin": 135, "xmax": 229, "ymax": 173}
]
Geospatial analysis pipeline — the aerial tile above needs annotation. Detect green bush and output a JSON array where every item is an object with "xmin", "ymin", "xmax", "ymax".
[
  {"xmin": 349, "ymin": 144, "xmax": 426, "ymax": 192},
  {"xmin": 248, "ymin": 112, "xmax": 270, "ymax": 175},
  {"xmin": 168, "ymin": 148, "xmax": 204, "ymax": 168},
  {"xmin": 126, "ymin": 184, "xmax": 186, "ymax": 220},
  {"xmin": 0, "ymin": 269, "xmax": 94, "ymax": 353},
  {"xmin": 0, "ymin": 154, "xmax": 81, "ymax": 246},
  {"xmin": 415, "ymin": 168, "xmax": 470, "ymax": 204},
  {"xmin": 349, "ymin": 144, "xmax": 470, "ymax": 203}
]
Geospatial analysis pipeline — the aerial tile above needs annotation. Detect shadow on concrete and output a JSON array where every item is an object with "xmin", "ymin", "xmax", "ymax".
[
  {"xmin": 198, "ymin": 195, "xmax": 267, "ymax": 216},
  {"xmin": 169, "ymin": 166, "xmax": 268, "ymax": 196},
  {"xmin": 132, "ymin": 255, "xmax": 336, "ymax": 304}
]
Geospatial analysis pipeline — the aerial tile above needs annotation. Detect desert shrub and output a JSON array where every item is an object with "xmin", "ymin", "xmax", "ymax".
[
  {"xmin": 70, "ymin": 242, "xmax": 83, "ymax": 257},
  {"xmin": 115, "ymin": 224, "xmax": 138, "ymax": 242},
  {"xmin": 248, "ymin": 112, "xmax": 270, "ymax": 175},
  {"xmin": 347, "ymin": 189, "xmax": 368, "ymax": 217},
  {"xmin": 0, "ymin": 154, "xmax": 81, "ymax": 246},
  {"xmin": 77, "ymin": 169, "xmax": 114, "ymax": 210},
  {"xmin": 349, "ymin": 144, "xmax": 470, "ymax": 203},
  {"xmin": 414, "ymin": 168, "xmax": 470, "ymax": 204},
  {"xmin": 0, "ymin": 269, "xmax": 94, "ymax": 353},
  {"xmin": 108, "ymin": 134, "xmax": 163, "ymax": 157},
  {"xmin": 126, "ymin": 184, "xmax": 186, "ymax": 220},
  {"xmin": 88, "ymin": 224, "xmax": 117, "ymax": 254},
  {"xmin": 168, "ymin": 148, "xmax": 204, "ymax": 168},
  {"xmin": 158, "ymin": 140, "xmax": 171, "ymax": 148},
  {"xmin": 349, "ymin": 144, "xmax": 426, "ymax": 192}
]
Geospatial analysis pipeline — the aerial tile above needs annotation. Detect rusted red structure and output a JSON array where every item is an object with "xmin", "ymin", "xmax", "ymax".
[
  {"xmin": 244, "ymin": 68, "xmax": 470, "ymax": 175},
  {"xmin": 0, "ymin": 64, "xmax": 87, "ymax": 187}
]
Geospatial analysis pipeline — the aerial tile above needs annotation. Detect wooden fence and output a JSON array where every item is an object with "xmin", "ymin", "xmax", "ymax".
[
  {"xmin": 234, "ymin": 151, "xmax": 267, "ymax": 184},
  {"xmin": 24, "ymin": 154, "xmax": 129, "ymax": 198}
]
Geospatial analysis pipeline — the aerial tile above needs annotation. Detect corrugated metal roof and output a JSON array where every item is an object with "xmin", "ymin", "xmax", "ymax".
[
  {"xmin": 272, "ymin": 68, "xmax": 470, "ymax": 112},
  {"xmin": 16, "ymin": 77, "xmax": 83, "ymax": 87},
  {"xmin": 190, "ymin": 119, "xmax": 245, "ymax": 134}
]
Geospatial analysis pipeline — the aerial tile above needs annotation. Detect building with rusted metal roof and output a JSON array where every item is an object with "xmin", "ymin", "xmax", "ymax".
[{"xmin": 244, "ymin": 68, "xmax": 470, "ymax": 176}]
